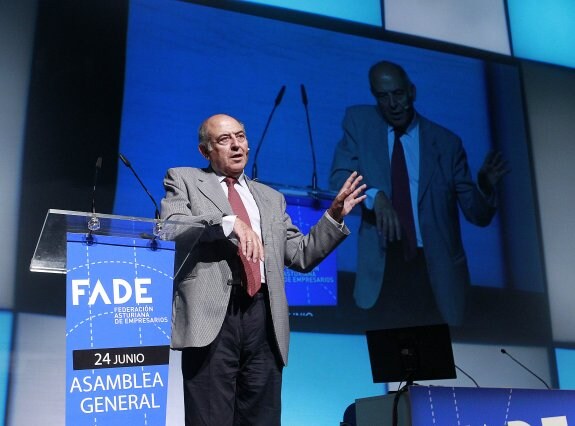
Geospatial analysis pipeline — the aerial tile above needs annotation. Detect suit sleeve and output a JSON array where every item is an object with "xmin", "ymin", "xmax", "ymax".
[
  {"xmin": 451, "ymin": 139, "xmax": 496, "ymax": 226},
  {"xmin": 329, "ymin": 108, "xmax": 360, "ymax": 192},
  {"xmin": 160, "ymin": 168, "xmax": 227, "ymax": 243},
  {"xmin": 282, "ymin": 195, "xmax": 350, "ymax": 273}
]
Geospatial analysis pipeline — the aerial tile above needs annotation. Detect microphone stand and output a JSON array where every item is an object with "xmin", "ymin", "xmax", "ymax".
[
  {"xmin": 300, "ymin": 84, "xmax": 321, "ymax": 209},
  {"xmin": 118, "ymin": 153, "xmax": 163, "ymax": 247},
  {"xmin": 300, "ymin": 84, "xmax": 318, "ymax": 191},
  {"xmin": 501, "ymin": 348, "xmax": 551, "ymax": 389},
  {"xmin": 87, "ymin": 157, "xmax": 103, "ymax": 243},
  {"xmin": 252, "ymin": 85, "xmax": 286, "ymax": 180}
]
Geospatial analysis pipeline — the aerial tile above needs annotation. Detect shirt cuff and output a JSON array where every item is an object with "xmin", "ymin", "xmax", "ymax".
[
  {"xmin": 324, "ymin": 211, "xmax": 346, "ymax": 231},
  {"xmin": 364, "ymin": 187, "xmax": 380, "ymax": 210},
  {"xmin": 222, "ymin": 215, "xmax": 236, "ymax": 237}
]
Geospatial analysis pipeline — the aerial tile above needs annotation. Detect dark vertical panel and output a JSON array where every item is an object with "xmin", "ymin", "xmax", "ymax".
[
  {"xmin": 15, "ymin": 0, "xmax": 128, "ymax": 315},
  {"xmin": 484, "ymin": 61, "xmax": 546, "ymax": 292}
]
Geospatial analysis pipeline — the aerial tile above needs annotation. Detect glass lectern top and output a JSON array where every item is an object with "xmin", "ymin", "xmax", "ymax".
[{"xmin": 31, "ymin": 209, "xmax": 203, "ymax": 274}]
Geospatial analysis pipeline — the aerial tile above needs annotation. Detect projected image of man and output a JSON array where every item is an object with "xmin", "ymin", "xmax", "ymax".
[{"xmin": 329, "ymin": 61, "xmax": 508, "ymax": 328}]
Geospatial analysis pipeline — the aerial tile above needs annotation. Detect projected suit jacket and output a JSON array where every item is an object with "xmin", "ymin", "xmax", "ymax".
[
  {"xmin": 329, "ymin": 105, "xmax": 496, "ymax": 325},
  {"xmin": 160, "ymin": 167, "xmax": 349, "ymax": 365}
]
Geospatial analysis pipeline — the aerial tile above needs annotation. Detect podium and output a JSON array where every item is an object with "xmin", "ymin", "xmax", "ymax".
[
  {"xmin": 356, "ymin": 385, "xmax": 575, "ymax": 425},
  {"xmin": 31, "ymin": 209, "xmax": 203, "ymax": 426}
]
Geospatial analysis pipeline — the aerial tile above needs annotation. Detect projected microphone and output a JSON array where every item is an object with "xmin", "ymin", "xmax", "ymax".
[
  {"xmin": 300, "ymin": 84, "xmax": 318, "ymax": 191},
  {"xmin": 500, "ymin": 348, "xmax": 551, "ymax": 389},
  {"xmin": 88, "ymin": 156, "xmax": 103, "ymax": 232},
  {"xmin": 251, "ymin": 85, "xmax": 286, "ymax": 180},
  {"xmin": 119, "ymin": 153, "xmax": 160, "ymax": 221}
]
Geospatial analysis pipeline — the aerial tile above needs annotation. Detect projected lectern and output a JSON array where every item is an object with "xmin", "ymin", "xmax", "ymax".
[{"xmin": 31, "ymin": 209, "xmax": 203, "ymax": 426}]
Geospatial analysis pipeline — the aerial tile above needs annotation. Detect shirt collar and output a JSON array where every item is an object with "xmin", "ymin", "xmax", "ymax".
[{"xmin": 217, "ymin": 172, "xmax": 247, "ymax": 186}]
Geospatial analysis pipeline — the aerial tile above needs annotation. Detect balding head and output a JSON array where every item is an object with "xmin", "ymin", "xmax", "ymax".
[
  {"xmin": 197, "ymin": 114, "xmax": 249, "ymax": 178},
  {"xmin": 368, "ymin": 61, "xmax": 416, "ymax": 130},
  {"xmin": 369, "ymin": 61, "xmax": 411, "ymax": 91}
]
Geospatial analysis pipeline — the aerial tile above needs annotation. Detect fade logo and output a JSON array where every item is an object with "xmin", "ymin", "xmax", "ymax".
[
  {"xmin": 508, "ymin": 416, "xmax": 568, "ymax": 426},
  {"xmin": 72, "ymin": 278, "xmax": 153, "ymax": 305}
]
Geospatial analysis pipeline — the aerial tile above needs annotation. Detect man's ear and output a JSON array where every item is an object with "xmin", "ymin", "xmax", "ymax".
[{"xmin": 198, "ymin": 145, "xmax": 210, "ymax": 160}]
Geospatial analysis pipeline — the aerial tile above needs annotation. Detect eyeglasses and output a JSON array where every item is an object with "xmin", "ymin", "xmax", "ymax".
[
  {"xmin": 373, "ymin": 89, "xmax": 409, "ymax": 106},
  {"xmin": 213, "ymin": 131, "xmax": 247, "ymax": 146}
]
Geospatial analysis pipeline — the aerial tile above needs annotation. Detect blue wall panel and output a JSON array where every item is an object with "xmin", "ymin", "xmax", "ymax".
[
  {"xmin": 509, "ymin": 0, "xmax": 575, "ymax": 68},
  {"xmin": 0, "ymin": 311, "xmax": 13, "ymax": 424}
]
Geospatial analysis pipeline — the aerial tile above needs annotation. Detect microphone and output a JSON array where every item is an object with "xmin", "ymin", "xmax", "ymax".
[
  {"xmin": 119, "ymin": 153, "xmax": 160, "ymax": 221},
  {"xmin": 455, "ymin": 364, "xmax": 480, "ymax": 388},
  {"xmin": 87, "ymin": 156, "xmax": 103, "ymax": 232},
  {"xmin": 500, "ymin": 348, "xmax": 551, "ymax": 389},
  {"xmin": 300, "ymin": 84, "xmax": 318, "ymax": 191},
  {"xmin": 251, "ymin": 85, "xmax": 286, "ymax": 181},
  {"xmin": 91, "ymin": 157, "xmax": 102, "ymax": 214}
]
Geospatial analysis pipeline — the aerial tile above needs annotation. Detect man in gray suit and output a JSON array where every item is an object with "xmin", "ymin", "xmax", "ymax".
[
  {"xmin": 330, "ymin": 61, "xmax": 508, "ymax": 328},
  {"xmin": 161, "ymin": 113, "xmax": 365, "ymax": 425}
]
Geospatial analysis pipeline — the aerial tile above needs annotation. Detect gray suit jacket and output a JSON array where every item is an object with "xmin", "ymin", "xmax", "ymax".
[
  {"xmin": 330, "ymin": 105, "xmax": 496, "ymax": 325},
  {"xmin": 161, "ymin": 167, "xmax": 349, "ymax": 365}
]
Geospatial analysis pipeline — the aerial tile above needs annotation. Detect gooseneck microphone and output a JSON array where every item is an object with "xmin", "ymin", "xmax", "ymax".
[
  {"xmin": 251, "ymin": 85, "xmax": 286, "ymax": 181},
  {"xmin": 300, "ymin": 84, "xmax": 318, "ymax": 191},
  {"xmin": 91, "ymin": 157, "xmax": 103, "ymax": 215},
  {"xmin": 455, "ymin": 364, "xmax": 480, "ymax": 388},
  {"xmin": 118, "ymin": 153, "xmax": 160, "ymax": 220},
  {"xmin": 87, "ymin": 156, "xmax": 103, "ymax": 233},
  {"xmin": 500, "ymin": 348, "xmax": 551, "ymax": 389}
]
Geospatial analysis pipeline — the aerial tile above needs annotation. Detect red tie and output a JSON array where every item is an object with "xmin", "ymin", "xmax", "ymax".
[
  {"xmin": 391, "ymin": 128, "xmax": 417, "ymax": 261},
  {"xmin": 224, "ymin": 177, "xmax": 262, "ymax": 296}
]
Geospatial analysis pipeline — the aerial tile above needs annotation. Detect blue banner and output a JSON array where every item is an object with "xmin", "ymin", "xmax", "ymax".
[
  {"xmin": 410, "ymin": 385, "xmax": 575, "ymax": 425},
  {"xmin": 66, "ymin": 234, "xmax": 175, "ymax": 426}
]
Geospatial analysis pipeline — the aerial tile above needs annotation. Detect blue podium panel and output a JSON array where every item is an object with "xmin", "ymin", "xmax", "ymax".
[
  {"xmin": 285, "ymin": 204, "xmax": 338, "ymax": 306},
  {"xmin": 410, "ymin": 386, "xmax": 575, "ymax": 425},
  {"xmin": 66, "ymin": 234, "xmax": 175, "ymax": 426}
]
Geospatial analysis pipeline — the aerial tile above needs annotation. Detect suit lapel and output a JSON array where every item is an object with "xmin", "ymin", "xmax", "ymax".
[
  {"xmin": 366, "ymin": 114, "xmax": 392, "ymax": 192},
  {"xmin": 418, "ymin": 117, "xmax": 440, "ymax": 204},
  {"xmin": 246, "ymin": 178, "xmax": 271, "ymax": 233},
  {"xmin": 196, "ymin": 168, "xmax": 233, "ymax": 215}
]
